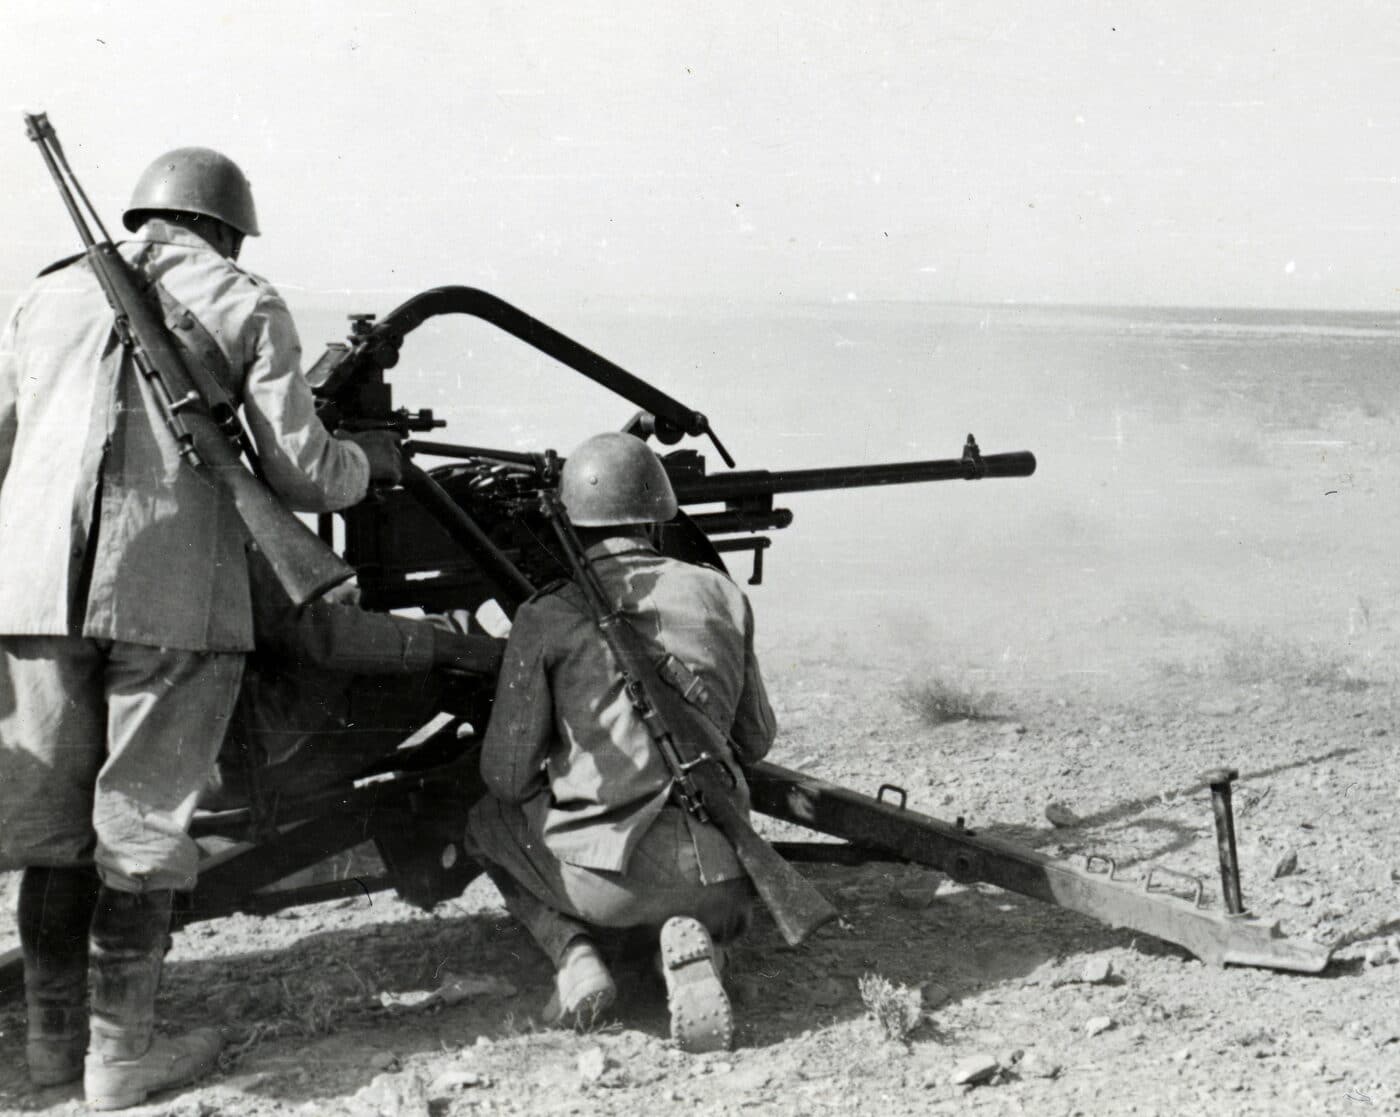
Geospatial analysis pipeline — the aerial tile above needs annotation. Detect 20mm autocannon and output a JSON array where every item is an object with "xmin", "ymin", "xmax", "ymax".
[{"xmin": 0, "ymin": 286, "xmax": 1329, "ymax": 1001}]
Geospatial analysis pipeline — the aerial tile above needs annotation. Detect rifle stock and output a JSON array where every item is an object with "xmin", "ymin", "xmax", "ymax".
[{"xmin": 25, "ymin": 113, "xmax": 354, "ymax": 606}]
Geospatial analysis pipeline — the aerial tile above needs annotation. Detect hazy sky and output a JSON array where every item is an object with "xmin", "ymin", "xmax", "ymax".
[{"xmin": 3, "ymin": 2, "xmax": 1398, "ymax": 310}]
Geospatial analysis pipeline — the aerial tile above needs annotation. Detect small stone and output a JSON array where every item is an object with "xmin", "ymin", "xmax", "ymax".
[
  {"xmin": 1364, "ymin": 944, "xmax": 1396, "ymax": 968},
  {"xmin": 1082, "ymin": 958, "xmax": 1114, "ymax": 985},
  {"xmin": 1045, "ymin": 802, "xmax": 1081, "ymax": 828},
  {"xmin": 920, "ymin": 981, "xmax": 951, "ymax": 1009},
  {"xmin": 475, "ymin": 1035, "xmax": 494, "ymax": 1047},
  {"xmin": 811, "ymin": 977, "xmax": 845, "ymax": 1007},
  {"xmin": 1005, "ymin": 723, "xmax": 1028, "ymax": 736},
  {"xmin": 436, "ymin": 972, "xmax": 518, "ymax": 1003},
  {"xmin": 1018, "ymin": 1051, "xmax": 1061, "ymax": 1079},
  {"xmin": 430, "ymin": 1069, "xmax": 485, "ymax": 1094},
  {"xmin": 1172, "ymin": 1047, "xmax": 1191, "ymax": 1062},
  {"xmin": 891, "ymin": 884, "xmax": 940, "ymax": 909},
  {"xmin": 1084, "ymin": 1015, "xmax": 1113, "ymax": 1037},
  {"xmin": 1366, "ymin": 726, "xmax": 1388, "ymax": 738},
  {"xmin": 368, "ymin": 1051, "xmax": 398, "ymax": 1071},
  {"xmin": 949, "ymin": 1054, "xmax": 1000, "ymax": 1086},
  {"xmin": 578, "ymin": 1047, "xmax": 609, "ymax": 1083},
  {"xmin": 1272, "ymin": 850, "xmax": 1299, "ymax": 879},
  {"xmin": 1282, "ymin": 886, "xmax": 1314, "ymax": 908}
]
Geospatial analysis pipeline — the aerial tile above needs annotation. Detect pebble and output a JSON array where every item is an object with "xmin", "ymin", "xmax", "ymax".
[
  {"xmin": 891, "ymin": 883, "xmax": 940, "ymax": 909},
  {"xmin": 1018, "ymin": 1051, "xmax": 1062, "ymax": 1079},
  {"xmin": 368, "ymin": 1051, "xmax": 398, "ymax": 1071},
  {"xmin": 920, "ymin": 981, "xmax": 952, "ymax": 1009},
  {"xmin": 948, "ymin": 1054, "xmax": 1000, "ymax": 1086},
  {"xmin": 1045, "ymin": 802, "xmax": 1081, "ymax": 828},
  {"xmin": 436, "ymin": 972, "xmax": 518, "ymax": 1003},
  {"xmin": 1082, "ymin": 957, "xmax": 1114, "ymax": 985},
  {"xmin": 430, "ymin": 1069, "xmax": 486, "ymax": 1094},
  {"xmin": 1084, "ymin": 1015, "xmax": 1114, "ymax": 1037},
  {"xmin": 577, "ymin": 1047, "xmax": 609, "ymax": 1083},
  {"xmin": 1272, "ymin": 850, "xmax": 1299, "ymax": 879}
]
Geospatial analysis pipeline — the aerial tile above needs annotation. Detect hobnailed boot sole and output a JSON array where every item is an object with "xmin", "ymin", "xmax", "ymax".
[
  {"xmin": 84, "ymin": 1027, "xmax": 224, "ymax": 1111},
  {"xmin": 660, "ymin": 917, "xmax": 733, "ymax": 1054}
]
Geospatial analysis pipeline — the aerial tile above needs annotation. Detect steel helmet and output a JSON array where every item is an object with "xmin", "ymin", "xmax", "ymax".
[
  {"xmin": 559, "ymin": 432, "xmax": 679, "ymax": 527},
  {"xmin": 122, "ymin": 147, "xmax": 260, "ymax": 236}
]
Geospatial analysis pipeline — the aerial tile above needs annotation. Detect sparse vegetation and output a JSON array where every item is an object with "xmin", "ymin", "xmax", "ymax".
[
  {"xmin": 898, "ymin": 676, "xmax": 1001, "ymax": 725},
  {"xmin": 1159, "ymin": 631, "xmax": 1374, "ymax": 692},
  {"xmin": 858, "ymin": 972, "xmax": 924, "ymax": 1044}
]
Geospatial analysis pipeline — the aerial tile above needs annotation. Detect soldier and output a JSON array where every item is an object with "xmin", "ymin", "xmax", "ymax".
[
  {"xmin": 0, "ymin": 147, "xmax": 399, "ymax": 1108},
  {"xmin": 467, "ymin": 432, "xmax": 777, "ymax": 1053}
]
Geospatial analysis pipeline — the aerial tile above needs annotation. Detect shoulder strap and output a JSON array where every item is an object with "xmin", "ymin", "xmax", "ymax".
[{"xmin": 127, "ymin": 244, "xmax": 239, "ymax": 414}]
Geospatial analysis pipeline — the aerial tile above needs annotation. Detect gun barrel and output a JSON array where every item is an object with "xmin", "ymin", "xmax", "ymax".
[{"xmin": 672, "ymin": 450, "xmax": 1036, "ymax": 505}]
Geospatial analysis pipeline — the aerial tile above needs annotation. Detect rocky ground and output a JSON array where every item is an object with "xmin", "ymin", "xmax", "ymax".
[{"xmin": 2, "ymin": 636, "xmax": 1397, "ymax": 1116}]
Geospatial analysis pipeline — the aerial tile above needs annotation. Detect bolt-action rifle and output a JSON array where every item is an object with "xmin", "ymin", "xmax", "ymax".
[
  {"xmin": 540, "ymin": 489, "xmax": 838, "ymax": 947},
  {"xmin": 22, "ymin": 112, "xmax": 353, "ymax": 605}
]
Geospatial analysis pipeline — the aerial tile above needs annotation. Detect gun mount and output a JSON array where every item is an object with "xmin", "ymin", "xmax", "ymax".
[{"xmin": 0, "ymin": 287, "xmax": 1329, "ymax": 1000}]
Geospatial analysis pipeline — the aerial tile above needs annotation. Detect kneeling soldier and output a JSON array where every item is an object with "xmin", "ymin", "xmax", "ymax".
[{"xmin": 468, "ymin": 432, "xmax": 777, "ymax": 1051}]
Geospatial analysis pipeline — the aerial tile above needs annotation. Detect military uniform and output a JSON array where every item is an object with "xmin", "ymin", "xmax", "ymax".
[
  {"xmin": 0, "ymin": 218, "xmax": 369, "ymax": 891},
  {"xmin": 468, "ymin": 536, "xmax": 777, "ymax": 966},
  {"xmin": 206, "ymin": 550, "xmax": 503, "ymax": 808}
]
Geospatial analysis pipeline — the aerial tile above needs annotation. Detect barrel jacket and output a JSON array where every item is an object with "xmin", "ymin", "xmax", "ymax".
[{"xmin": 0, "ymin": 220, "xmax": 368, "ymax": 652}]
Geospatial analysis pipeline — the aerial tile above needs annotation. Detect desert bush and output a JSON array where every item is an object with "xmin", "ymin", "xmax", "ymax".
[
  {"xmin": 858, "ymin": 972, "xmax": 923, "ymax": 1044},
  {"xmin": 1160, "ymin": 632, "xmax": 1373, "ymax": 692},
  {"xmin": 898, "ymin": 676, "xmax": 1000, "ymax": 725}
]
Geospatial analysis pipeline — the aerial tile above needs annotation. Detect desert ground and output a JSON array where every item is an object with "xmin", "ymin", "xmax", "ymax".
[{"xmin": 1, "ymin": 302, "xmax": 1398, "ymax": 1114}]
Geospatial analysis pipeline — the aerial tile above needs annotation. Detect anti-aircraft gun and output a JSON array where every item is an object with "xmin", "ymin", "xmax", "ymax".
[{"xmin": 0, "ymin": 286, "xmax": 1330, "ymax": 998}]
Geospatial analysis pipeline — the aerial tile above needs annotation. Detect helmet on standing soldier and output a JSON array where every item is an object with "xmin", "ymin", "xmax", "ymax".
[
  {"xmin": 122, "ymin": 147, "xmax": 260, "ymax": 237},
  {"xmin": 559, "ymin": 432, "xmax": 679, "ymax": 527}
]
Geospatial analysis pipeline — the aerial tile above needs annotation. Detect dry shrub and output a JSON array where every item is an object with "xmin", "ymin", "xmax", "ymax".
[
  {"xmin": 1163, "ymin": 633, "xmax": 1374, "ymax": 692},
  {"xmin": 898, "ymin": 676, "xmax": 1000, "ymax": 726},
  {"xmin": 858, "ymin": 972, "xmax": 923, "ymax": 1044}
]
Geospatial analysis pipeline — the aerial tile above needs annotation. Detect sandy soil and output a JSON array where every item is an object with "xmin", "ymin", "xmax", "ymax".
[{"xmin": 2, "ymin": 649, "xmax": 1396, "ymax": 1116}]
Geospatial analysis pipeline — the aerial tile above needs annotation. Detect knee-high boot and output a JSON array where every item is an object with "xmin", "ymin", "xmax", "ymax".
[
  {"xmin": 83, "ymin": 887, "xmax": 223, "ymax": 1111},
  {"xmin": 19, "ymin": 865, "xmax": 100, "ymax": 1086}
]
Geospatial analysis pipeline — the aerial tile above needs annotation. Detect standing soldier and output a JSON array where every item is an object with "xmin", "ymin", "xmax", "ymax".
[
  {"xmin": 468, "ymin": 432, "xmax": 777, "ymax": 1053},
  {"xmin": 0, "ymin": 147, "xmax": 399, "ymax": 1108}
]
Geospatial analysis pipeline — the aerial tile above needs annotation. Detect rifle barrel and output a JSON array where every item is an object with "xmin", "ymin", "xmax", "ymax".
[{"xmin": 672, "ymin": 450, "xmax": 1036, "ymax": 504}]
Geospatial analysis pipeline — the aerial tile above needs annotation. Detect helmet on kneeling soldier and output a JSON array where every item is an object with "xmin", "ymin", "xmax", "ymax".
[{"xmin": 559, "ymin": 432, "xmax": 678, "ymax": 528}]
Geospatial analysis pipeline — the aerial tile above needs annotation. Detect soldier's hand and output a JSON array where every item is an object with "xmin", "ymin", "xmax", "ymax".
[{"xmin": 343, "ymin": 429, "xmax": 404, "ymax": 485}]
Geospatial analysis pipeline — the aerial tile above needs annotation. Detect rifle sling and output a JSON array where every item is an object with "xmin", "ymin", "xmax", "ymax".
[
  {"xmin": 129, "ymin": 245, "xmax": 240, "ymax": 425},
  {"xmin": 599, "ymin": 606, "xmax": 742, "ymax": 788},
  {"xmin": 652, "ymin": 650, "xmax": 732, "ymax": 739}
]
